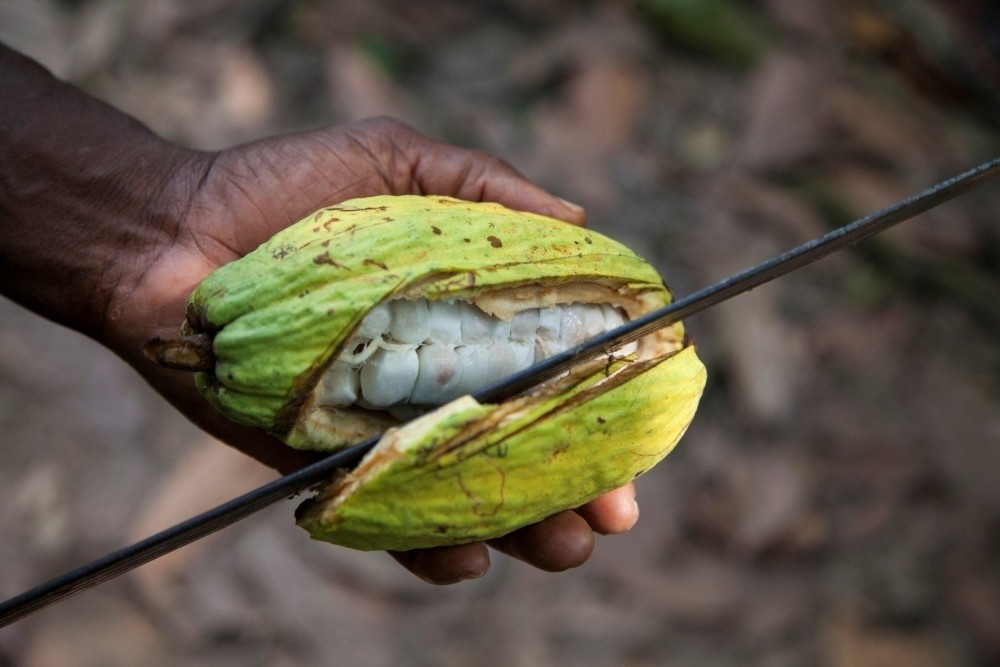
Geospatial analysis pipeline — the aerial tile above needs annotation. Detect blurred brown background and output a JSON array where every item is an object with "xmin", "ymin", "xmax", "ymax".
[{"xmin": 2, "ymin": 1, "xmax": 999, "ymax": 665}]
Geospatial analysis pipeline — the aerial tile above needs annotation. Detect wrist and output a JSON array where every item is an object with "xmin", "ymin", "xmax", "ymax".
[{"xmin": 0, "ymin": 44, "xmax": 201, "ymax": 344}]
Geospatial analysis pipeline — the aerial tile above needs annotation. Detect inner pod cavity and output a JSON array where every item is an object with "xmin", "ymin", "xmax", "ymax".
[{"xmin": 317, "ymin": 298, "xmax": 635, "ymax": 410}]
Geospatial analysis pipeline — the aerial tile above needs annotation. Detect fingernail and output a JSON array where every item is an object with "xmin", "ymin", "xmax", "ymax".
[
  {"xmin": 464, "ymin": 562, "xmax": 489, "ymax": 581},
  {"xmin": 411, "ymin": 551, "xmax": 489, "ymax": 585},
  {"xmin": 557, "ymin": 197, "xmax": 585, "ymax": 214}
]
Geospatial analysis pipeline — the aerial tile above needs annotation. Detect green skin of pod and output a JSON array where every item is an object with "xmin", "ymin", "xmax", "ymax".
[
  {"xmin": 187, "ymin": 195, "xmax": 677, "ymax": 450},
  {"xmin": 296, "ymin": 346, "xmax": 706, "ymax": 551},
  {"xmin": 183, "ymin": 195, "xmax": 706, "ymax": 549}
]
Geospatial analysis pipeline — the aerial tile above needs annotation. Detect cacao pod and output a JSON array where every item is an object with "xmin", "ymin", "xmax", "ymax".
[{"xmin": 147, "ymin": 195, "xmax": 706, "ymax": 550}]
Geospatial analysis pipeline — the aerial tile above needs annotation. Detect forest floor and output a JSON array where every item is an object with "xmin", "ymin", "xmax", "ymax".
[{"xmin": 1, "ymin": 1, "xmax": 999, "ymax": 665}]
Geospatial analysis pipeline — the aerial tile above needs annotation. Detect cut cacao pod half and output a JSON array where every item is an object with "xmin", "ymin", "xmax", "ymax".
[{"xmin": 296, "ymin": 346, "xmax": 704, "ymax": 550}]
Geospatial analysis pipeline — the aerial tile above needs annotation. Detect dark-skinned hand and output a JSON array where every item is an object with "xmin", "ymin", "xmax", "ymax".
[{"xmin": 0, "ymin": 45, "xmax": 640, "ymax": 584}]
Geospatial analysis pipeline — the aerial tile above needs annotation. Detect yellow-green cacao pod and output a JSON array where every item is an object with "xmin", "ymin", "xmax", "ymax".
[
  {"xmin": 296, "ymin": 349, "xmax": 704, "ymax": 550},
  {"xmin": 150, "ymin": 195, "xmax": 706, "ymax": 550}
]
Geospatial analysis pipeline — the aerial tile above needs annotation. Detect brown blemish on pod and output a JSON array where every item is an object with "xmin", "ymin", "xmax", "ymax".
[
  {"xmin": 313, "ymin": 254, "xmax": 346, "ymax": 269},
  {"xmin": 142, "ymin": 333, "xmax": 215, "ymax": 372},
  {"xmin": 487, "ymin": 236, "xmax": 503, "ymax": 248},
  {"xmin": 184, "ymin": 301, "xmax": 217, "ymax": 334}
]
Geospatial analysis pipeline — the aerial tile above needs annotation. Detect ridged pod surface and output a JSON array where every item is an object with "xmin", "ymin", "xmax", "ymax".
[
  {"xmin": 161, "ymin": 195, "xmax": 706, "ymax": 550},
  {"xmin": 297, "ymin": 348, "xmax": 704, "ymax": 550}
]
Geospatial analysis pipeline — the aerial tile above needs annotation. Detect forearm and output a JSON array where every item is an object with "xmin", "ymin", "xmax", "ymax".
[{"xmin": 0, "ymin": 44, "xmax": 192, "ymax": 342}]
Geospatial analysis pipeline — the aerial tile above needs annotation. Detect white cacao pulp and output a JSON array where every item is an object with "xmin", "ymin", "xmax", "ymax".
[{"xmin": 317, "ymin": 298, "xmax": 635, "ymax": 410}]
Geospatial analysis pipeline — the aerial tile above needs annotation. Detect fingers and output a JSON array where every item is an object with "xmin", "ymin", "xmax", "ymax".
[
  {"xmin": 485, "ymin": 484, "xmax": 639, "ymax": 572},
  {"xmin": 204, "ymin": 117, "xmax": 586, "ymax": 255},
  {"xmin": 418, "ymin": 146, "xmax": 587, "ymax": 225},
  {"xmin": 388, "ymin": 511, "xmax": 596, "ymax": 584},
  {"xmin": 575, "ymin": 482, "xmax": 640, "ymax": 535},
  {"xmin": 489, "ymin": 510, "xmax": 596, "ymax": 572},
  {"xmin": 389, "ymin": 542, "xmax": 490, "ymax": 585},
  {"xmin": 357, "ymin": 117, "xmax": 587, "ymax": 226},
  {"xmin": 413, "ymin": 142, "xmax": 587, "ymax": 226}
]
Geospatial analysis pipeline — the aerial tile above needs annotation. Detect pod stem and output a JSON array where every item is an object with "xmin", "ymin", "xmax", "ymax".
[{"xmin": 143, "ymin": 334, "xmax": 215, "ymax": 372}]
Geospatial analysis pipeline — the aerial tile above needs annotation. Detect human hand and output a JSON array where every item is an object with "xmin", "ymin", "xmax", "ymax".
[
  {"xmin": 0, "ymin": 43, "xmax": 638, "ymax": 583},
  {"xmin": 103, "ymin": 117, "xmax": 639, "ymax": 583}
]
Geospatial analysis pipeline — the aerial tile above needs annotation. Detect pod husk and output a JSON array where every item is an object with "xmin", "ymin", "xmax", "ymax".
[
  {"xmin": 184, "ymin": 195, "xmax": 686, "ymax": 452},
  {"xmin": 296, "ymin": 346, "xmax": 705, "ymax": 550},
  {"xmin": 168, "ymin": 195, "xmax": 706, "ymax": 550}
]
